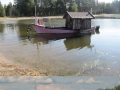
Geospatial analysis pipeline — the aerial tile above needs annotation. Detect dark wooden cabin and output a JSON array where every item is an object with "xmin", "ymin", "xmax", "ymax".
[{"xmin": 63, "ymin": 11, "xmax": 95, "ymax": 30}]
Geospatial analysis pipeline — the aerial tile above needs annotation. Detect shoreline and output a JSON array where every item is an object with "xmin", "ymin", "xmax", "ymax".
[
  {"xmin": 0, "ymin": 17, "xmax": 35, "ymax": 22},
  {"xmin": 94, "ymin": 14, "xmax": 120, "ymax": 19},
  {"xmin": 0, "ymin": 14, "xmax": 120, "ymax": 22},
  {"xmin": 0, "ymin": 16, "xmax": 63, "ymax": 22}
]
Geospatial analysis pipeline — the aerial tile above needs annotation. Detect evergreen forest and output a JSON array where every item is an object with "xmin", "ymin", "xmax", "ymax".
[{"xmin": 0, "ymin": 0, "xmax": 120, "ymax": 17}]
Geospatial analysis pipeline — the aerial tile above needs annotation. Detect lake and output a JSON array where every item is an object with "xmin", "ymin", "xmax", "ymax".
[{"xmin": 0, "ymin": 19, "xmax": 120, "ymax": 76}]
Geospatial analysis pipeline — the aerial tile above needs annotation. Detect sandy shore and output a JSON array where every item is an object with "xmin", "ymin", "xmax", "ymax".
[
  {"xmin": 0, "ymin": 17, "xmax": 35, "ymax": 22},
  {"xmin": 0, "ymin": 16, "xmax": 63, "ymax": 22},
  {"xmin": 0, "ymin": 53, "xmax": 46, "ymax": 76}
]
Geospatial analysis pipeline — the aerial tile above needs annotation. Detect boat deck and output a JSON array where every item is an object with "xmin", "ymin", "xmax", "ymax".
[{"xmin": 45, "ymin": 26, "xmax": 67, "ymax": 30}]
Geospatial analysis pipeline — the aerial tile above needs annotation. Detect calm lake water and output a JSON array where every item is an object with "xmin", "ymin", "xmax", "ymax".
[{"xmin": 0, "ymin": 19, "xmax": 120, "ymax": 76}]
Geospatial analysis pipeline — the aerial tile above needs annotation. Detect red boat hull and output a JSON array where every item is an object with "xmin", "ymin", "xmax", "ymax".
[{"xmin": 31, "ymin": 24, "xmax": 78, "ymax": 34}]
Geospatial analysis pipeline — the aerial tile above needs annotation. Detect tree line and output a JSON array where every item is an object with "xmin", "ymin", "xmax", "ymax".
[
  {"xmin": 0, "ymin": 0, "xmax": 120, "ymax": 17},
  {"xmin": 98, "ymin": 85, "xmax": 120, "ymax": 90}
]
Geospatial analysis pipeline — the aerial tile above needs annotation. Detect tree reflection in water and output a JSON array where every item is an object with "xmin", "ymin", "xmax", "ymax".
[{"xmin": 64, "ymin": 35, "xmax": 94, "ymax": 51}]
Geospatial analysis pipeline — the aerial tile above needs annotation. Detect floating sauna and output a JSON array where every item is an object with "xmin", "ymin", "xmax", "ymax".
[{"xmin": 63, "ymin": 11, "xmax": 95, "ymax": 30}]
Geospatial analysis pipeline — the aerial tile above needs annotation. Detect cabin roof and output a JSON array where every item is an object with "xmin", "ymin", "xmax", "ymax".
[{"xmin": 63, "ymin": 11, "xmax": 95, "ymax": 19}]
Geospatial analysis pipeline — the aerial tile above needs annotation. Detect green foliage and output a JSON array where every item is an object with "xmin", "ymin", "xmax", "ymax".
[
  {"xmin": 6, "ymin": 2, "xmax": 13, "ymax": 17},
  {"xmin": 0, "ymin": 4, "xmax": 5, "ymax": 17},
  {"xmin": 15, "ymin": 0, "xmax": 35, "ymax": 16},
  {"xmin": 115, "ymin": 85, "xmax": 120, "ymax": 90},
  {"xmin": 98, "ymin": 85, "xmax": 120, "ymax": 90},
  {"xmin": 71, "ymin": 2, "xmax": 78, "ymax": 12},
  {"xmin": 0, "ymin": 0, "xmax": 120, "ymax": 17}
]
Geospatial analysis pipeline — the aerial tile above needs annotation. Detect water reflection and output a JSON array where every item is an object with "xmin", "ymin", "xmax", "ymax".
[
  {"xmin": 33, "ymin": 34, "xmax": 76, "ymax": 44},
  {"xmin": 0, "ymin": 24, "xmax": 5, "ymax": 33},
  {"xmin": 17, "ymin": 20, "xmax": 35, "ymax": 38},
  {"xmin": 0, "ymin": 20, "xmax": 34, "ymax": 40},
  {"xmin": 32, "ymin": 33, "xmax": 78, "ymax": 55},
  {"xmin": 0, "ymin": 76, "xmax": 119, "ymax": 90},
  {"xmin": 17, "ymin": 23, "xmax": 28, "ymax": 37},
  {"xmin": 0, "ymin": 21, "xmax": 18, "ymax": 31},
  {"xmin": 95, "ymin": 29, "xmax": 100, "ymax": 34},
  {"xmin": 64, "ymin": 35, "xmax": 94, "ymax": 50},
  {"xmin": 32, "ymin": 34, "xmax": 94, "ymax": 51}
]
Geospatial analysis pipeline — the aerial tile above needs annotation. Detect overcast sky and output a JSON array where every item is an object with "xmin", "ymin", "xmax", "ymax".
[
  {"xmin": 98, "ymin": 0, "xmax": 113, "ymax": 3},
  {"xmin": 0, "ymin": 0, "xmax": 14, "ymax": 5},
  {"xmin": 0, "ymin": 0, "xmax": 114, "ymax": 5}
]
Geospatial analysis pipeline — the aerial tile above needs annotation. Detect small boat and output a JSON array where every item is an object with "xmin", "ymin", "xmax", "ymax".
[
  {"xmin": 31, "ymin": 24, "xmax": 78, "ymax": 34},
  {"xmin": 31, "ymin": 11, "xmax": 96, "ymax": 34}
]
